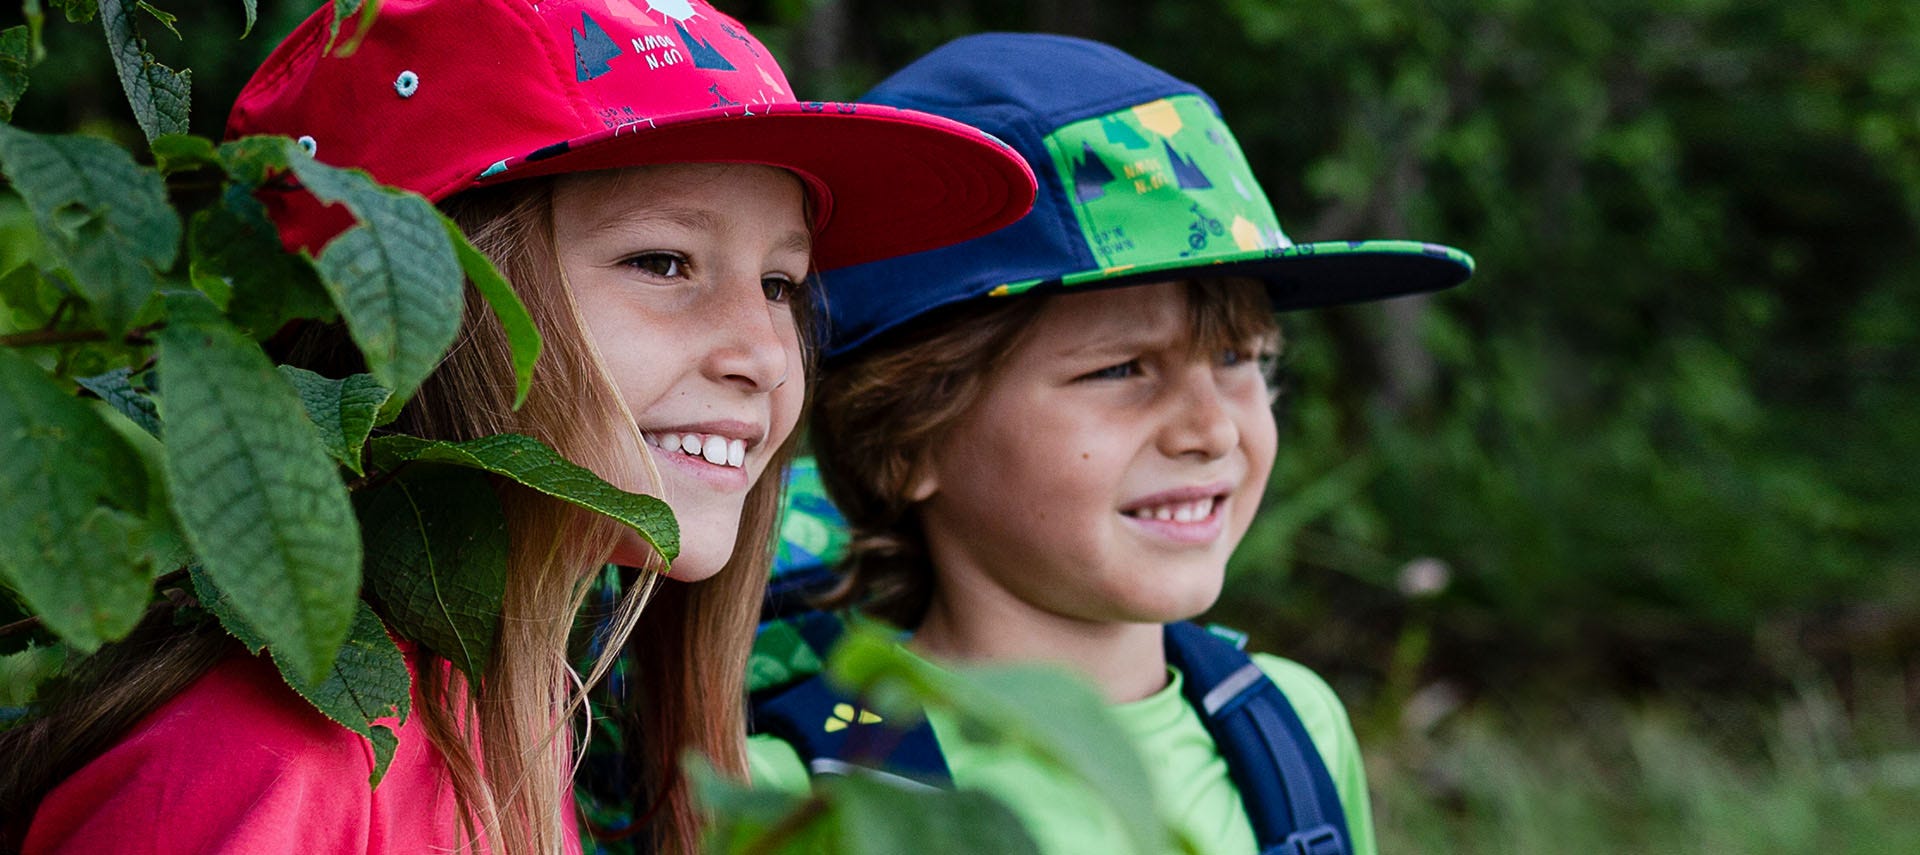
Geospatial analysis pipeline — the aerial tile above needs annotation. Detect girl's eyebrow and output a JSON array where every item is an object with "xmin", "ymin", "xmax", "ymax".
[
  {"xmin": 586, "ymin": 205, "xmax": 813, "ymax": 257},
  {"xmin": 586, "ymin": 205, "xmax": 721, "ymax": 237}
]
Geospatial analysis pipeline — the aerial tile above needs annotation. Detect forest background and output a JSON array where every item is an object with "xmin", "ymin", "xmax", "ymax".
[{"xmin": 4, "ymin": 0, "xmax": 1916, "ymax": 850}]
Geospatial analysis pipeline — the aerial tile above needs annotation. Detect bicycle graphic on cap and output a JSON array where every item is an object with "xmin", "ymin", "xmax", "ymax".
[{"xmin": 1182, "ymin": 203, "xmax": 1226, "ymax": 255}]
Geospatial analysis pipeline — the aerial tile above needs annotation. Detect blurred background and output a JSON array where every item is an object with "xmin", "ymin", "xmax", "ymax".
[{"xmin": 8, "ymin": 0, "xmax": 1917, "ymax": 850}]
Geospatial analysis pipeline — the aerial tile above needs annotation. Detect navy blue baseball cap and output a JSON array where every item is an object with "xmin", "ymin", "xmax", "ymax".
[{"xmin": 817, "ymin": 33, "xmax": 1474, "ymax": 359}]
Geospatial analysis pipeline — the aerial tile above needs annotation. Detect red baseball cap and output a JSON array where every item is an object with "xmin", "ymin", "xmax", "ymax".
[{"xmin": 226, "ymin": 0, "xmax": 1036, "ymax": 271}]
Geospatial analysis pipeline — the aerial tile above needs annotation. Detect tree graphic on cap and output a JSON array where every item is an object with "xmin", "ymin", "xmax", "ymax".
[
  {"xmin": 1070, "ymin": 141, "xmax": 1118, "ymax": 203},
  {"xmin": 573, "ymin": 13, "xmax": 622, "ymax": 81}
]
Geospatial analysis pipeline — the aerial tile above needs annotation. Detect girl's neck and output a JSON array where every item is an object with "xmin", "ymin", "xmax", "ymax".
[{"xmin": 909, "ymin": 586, "xmax": 1169, "ymax": 704}]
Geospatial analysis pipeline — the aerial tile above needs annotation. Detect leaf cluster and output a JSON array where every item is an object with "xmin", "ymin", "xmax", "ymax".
[{"xmin": 0, "ymin": 1, "xmax": 684, "ymax": 788}]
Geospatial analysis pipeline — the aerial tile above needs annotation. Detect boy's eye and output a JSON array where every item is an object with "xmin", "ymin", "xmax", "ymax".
[
  {"xmin": 762, "ymin": 276, "xmax": 794, "ymax": 303},
  {"xmin": 1081, "ymin": 360, "xmax": 1141, "ymax": 381},
  {"xmin": 622, "ymin": 252, "xmax": 686, "ymax": 278}
]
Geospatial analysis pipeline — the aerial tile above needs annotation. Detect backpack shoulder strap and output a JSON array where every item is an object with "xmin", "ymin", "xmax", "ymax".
[
  {"xmin": 749, "ymin": 656, "xmax": 954, "ymax": 791},
  {"xmin": 1163, "ymin": 622, "xmax": 1352, "ymax": 855}
]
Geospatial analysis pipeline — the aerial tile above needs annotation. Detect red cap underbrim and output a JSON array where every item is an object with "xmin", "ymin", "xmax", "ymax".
[{"xmin": 468, "ymin": 101, "xmax": 1037, "ymax": 273}]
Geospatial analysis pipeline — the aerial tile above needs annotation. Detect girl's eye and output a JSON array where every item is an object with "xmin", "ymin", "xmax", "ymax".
[
  {"xmin": 1082, "ymin": 360, "xmax": 1141, "ymax": 381},
  {"xmin": 622, "ymin": 252, "xmax": 686, "ymax": 278},
  {"xmin": 762, "ymin": 276, "xmax": 794, "ymax": 304}
]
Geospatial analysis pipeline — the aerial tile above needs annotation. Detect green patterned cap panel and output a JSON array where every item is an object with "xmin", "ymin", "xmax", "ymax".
[{"xmin": 1040, "ymin": 94, "xmax": 1290, "ymax": 278}]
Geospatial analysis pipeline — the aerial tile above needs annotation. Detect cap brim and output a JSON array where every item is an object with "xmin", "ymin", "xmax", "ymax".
[
  {"xmin": 471, "ymin": 102, "xmax": 1036, "ymax": 273},
  {"xmin": 1016, "ymin": 239, "xmax": 1475, "ymax": 311}
]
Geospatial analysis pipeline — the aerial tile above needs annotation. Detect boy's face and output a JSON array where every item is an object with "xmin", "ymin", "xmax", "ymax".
[{"xmin": 915, "ymin": 281, "xmax": 1278, "ymax": 626}]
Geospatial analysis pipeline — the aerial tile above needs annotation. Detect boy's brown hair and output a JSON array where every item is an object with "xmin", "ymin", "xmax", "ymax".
[{"xmin": 811, "ymin": 278, "xmax": 1281, "ymax": 627}]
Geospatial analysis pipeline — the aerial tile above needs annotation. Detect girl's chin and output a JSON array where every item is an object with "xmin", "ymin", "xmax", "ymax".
[{"xmin": 606, "ymin": 532, "xmax": 730, "ymax": 582}]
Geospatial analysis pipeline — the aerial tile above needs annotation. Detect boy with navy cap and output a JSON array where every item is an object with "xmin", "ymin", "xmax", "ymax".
[{"xmin": 747, "ymin": 33, "xmax": 1473, "ymax": 854}]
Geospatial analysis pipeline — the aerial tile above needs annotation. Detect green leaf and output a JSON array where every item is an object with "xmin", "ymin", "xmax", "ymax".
[
  {"xmin": 213, "ymin": 135, "xmax": 287, "ymax": 187},
  {"xmin": 277, "ymin": 151, "xmax": 463, "ymax": 407},
  {"xmin": 827, "ymin": 773, "xmax": 1042, "ymax": 855},
  {"xmin": 369, "ymin": 434, "xmax": 679, "ymax": 562},
  {"xmin": 149, "ymin": 133, "xmax": 217, "ymax": 176},
  {"xmin": 357, "ymin": 465, "xmax": 506, "ymax": 678},
  {"xmin": 191, "ymin": 184, "xmax": 337, "ymax": 339},
  {"xmin": 1, "ymin": 264, "xmax": 61, "ymax": 336},
  {"xmin": 52, "ymin": 0, "xmax": 99, "ymax": 23},
  {"xmin": 0, "ymin": 643, "xmax": 69, "ymax": 707},
  {"xmin": 826, "ymin": 630, "xmax": 1170, "ymax": 855},
  {"xmin": 278, "ymin": 366, "xmax": 390, "ymax": 475},
  {"xmin": 273, "ymin": 599, "xmax": 410, "ymax": 787},
  {"xmin": 0, "ymin": 26, "xmax": 29, "ymax": 122},
  {"xmin": 189, "ymin": 563, "xmax": 268, "ymax": 653},
  {"xmin": 326, "ymin": 0, "xmax": 379, "ymax": 57},
  {"xmin": 20, "ymin": 0, "xmax": 46, "ymax": 65},
  {"xmin": 692, "ymin": 758, "xmax": 823, "ymax": 851},
  {"xmin": 134, "ymin": 1, "xmax": 178, "ymax": 38},
  {"xmin": 0, "ymin": 123, "xmax": 179, "ymax": 336},
  {"xmin": 441, "ymin": 213, "xmax": 540, "ymax": 410},
  {"xmin": 88, "ymin": 397, "xmax": 189, "ymax": 576},
  {"xmin": 366, "ymin": 724, "xmax": 398, "ymax": 786},
  {"xmin": 237, "ymin": 0, "xmax": 257, "ymax": 38},
  {"xmin": 0, "ymin": 348, "xmax": 155, "ymax": 651},
  {"xmin": 695, "ymin": 756, "xmax": 1043, "ymax": 855},
  {"xmin": 156, "ymin": 294, "xmax": 360, "ymax": 685},
  {"xmin": 76, "ymin": 366, "xmax": 160, "ymax": 437},
  {"xmin": 98, "ymin": 0, "xmax": 190, "ymax": 143}
]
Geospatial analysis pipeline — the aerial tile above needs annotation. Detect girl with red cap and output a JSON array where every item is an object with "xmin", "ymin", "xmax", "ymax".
[{"xmin": 0, "ymin": 2, "xmax": 1032, "ymax": 853}]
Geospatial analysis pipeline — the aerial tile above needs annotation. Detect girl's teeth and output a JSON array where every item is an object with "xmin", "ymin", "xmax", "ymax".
[
  {"xmin": 647, "ymin": 431, "xmax": 749, "ymax": 468},
  {"xmin": 1174, "ymin": 504, "xmax": 1196, "ymax": 523}
]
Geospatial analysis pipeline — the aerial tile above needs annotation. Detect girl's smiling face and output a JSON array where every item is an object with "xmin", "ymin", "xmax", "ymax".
[
  {"xmin": 553, "ymin": 163, "xmax": 810, "ymax": 581},
  {"xmin": 914, "ymin": 281, "xmax": 1279, "ymax": 626}
]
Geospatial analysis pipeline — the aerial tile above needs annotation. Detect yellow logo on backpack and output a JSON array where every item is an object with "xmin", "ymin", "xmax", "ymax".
[{"xmin": 824, "ymin": 703, "xmax": 882, "ymax": 732}]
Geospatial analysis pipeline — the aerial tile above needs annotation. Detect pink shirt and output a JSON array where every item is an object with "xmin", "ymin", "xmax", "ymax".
[{"xmin": 24, "ymin": 650, "xmax": 580, "ymax": 854}]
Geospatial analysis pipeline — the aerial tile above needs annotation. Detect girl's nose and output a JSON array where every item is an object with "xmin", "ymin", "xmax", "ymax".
[{"xmin": 703, "ymin": 278, "xmax": 793, "ymax": 393}]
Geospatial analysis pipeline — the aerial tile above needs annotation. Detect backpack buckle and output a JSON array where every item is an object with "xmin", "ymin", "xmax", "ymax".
[{"xmin": 1283, "ymin": 825, "xmax": 1343, "ymax": 855}]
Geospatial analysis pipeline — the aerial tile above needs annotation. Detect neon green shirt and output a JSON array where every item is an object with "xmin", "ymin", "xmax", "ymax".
[{"xmin": 748, "ymin": 650, "xmax": 1377, "ymax": 855}]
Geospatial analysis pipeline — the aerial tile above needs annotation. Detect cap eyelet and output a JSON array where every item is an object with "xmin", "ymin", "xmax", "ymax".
[
  {"xmin": 394, "ymin": 70, "xmax": 419, "ymax": 98},
  {"xmin": 297, "ymin": 135, "xmax": 317, "ymax": 156}
]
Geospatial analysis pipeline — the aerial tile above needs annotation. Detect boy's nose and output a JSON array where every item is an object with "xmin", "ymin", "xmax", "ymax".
[{"xmin": 1159, "ymin": 367, "xmax": 1238, "ymax": 461}]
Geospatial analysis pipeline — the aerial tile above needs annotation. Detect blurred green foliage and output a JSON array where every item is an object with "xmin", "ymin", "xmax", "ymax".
[{"xmin": 700, "ymin": 0, "xmax": 1920, "ymax": 708}]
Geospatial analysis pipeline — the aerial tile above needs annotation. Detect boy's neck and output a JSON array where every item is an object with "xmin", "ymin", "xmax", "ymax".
[{"xmin": 910, "ymin": 591, "xmax": 1170, "ymax": 704}]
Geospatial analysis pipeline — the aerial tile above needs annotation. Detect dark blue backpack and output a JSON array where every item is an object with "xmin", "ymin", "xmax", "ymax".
[{"xmin": 748, "ymin": 461, "xmax": 1351, "ymax": 855}]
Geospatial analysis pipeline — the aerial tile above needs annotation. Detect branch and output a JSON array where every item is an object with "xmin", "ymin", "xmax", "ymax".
[{"xmin": 0, "ymin": 322, "xmax": 164, "ymax": 348}]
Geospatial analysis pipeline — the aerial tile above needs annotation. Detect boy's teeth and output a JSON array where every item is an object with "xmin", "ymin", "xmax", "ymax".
[{"xmin": 1129, "ymin": 497, "xmax": 1216, "ymax": 522}]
